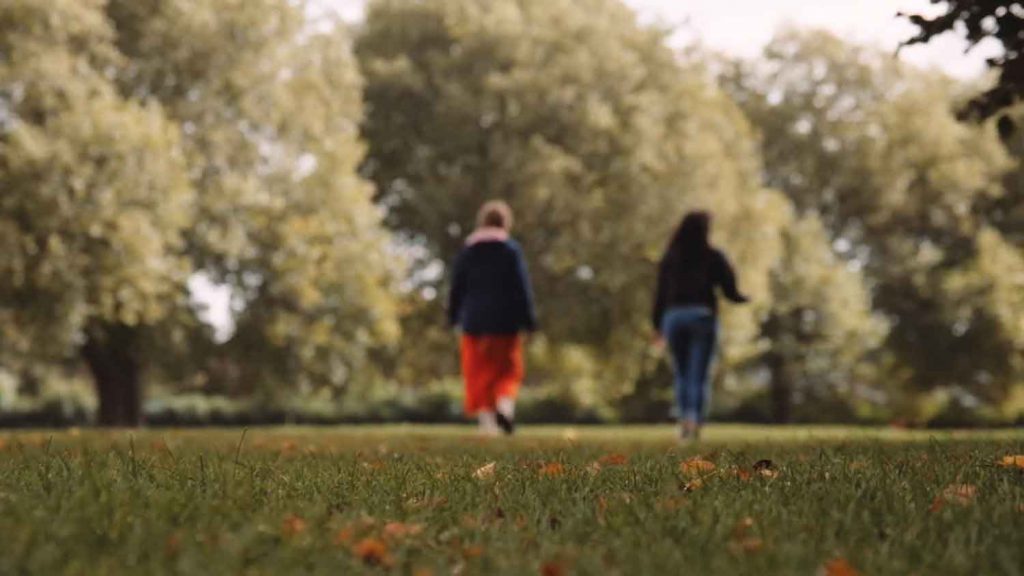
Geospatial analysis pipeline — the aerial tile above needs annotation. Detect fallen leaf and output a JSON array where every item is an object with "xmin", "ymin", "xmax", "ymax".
[
  {"xmin": 281, "ymin": 514, "xmax": 308, "ymax": 537},
  {"xmin": 597, "ymin": 453, "xmax": 629, "ymax": 466},
  {"xmin": 412, "ymin": 569, "xmax": 435, "ymax": 576},
  {"xmin": 729, "ymin": 536, "xmax": 764, "ymax": 555},
  {"xmin": 333, "ymin": 527, "xmax": 355, "ymax": 546},
  {"xmin": 753, "ymin": 459, "xmax": 779, "ymax": 478},
  {"xmin": 998, "ymin": 455, "xmax": 1024, "ymax": 469},
  {"xmin": 473, "ymin": 462, "xmax": 496, "ymax": 481},
  {"xmin": 679, "ymin": 457, "xmax": 716, "ymax": 476},
  {"xmin": 164, "ymin": 532, "xmax": 182, "ymax": 557},
  {"xmin": 682, "ymin": 478, "xmax": 704, "ymax": 492},
  {"xmin": 732, "ymin": 516, "xmax": 755, "ymax": 538},
  {"xmin": 937, "ymin": 483, "xmax": 977, "ymax": 508},
  {"xmin": 462, "ymin": 545, "xmax": 484, "ymax": 559},
  {"xmin": 541, "ymin": 560, "xmax": 567, "ymax": 576},
  {"xmin": 731, "ymin": 468, "xmax": 752, "ymax": 481},
  {"xmin": 540, "ymin": 462, "xmax": 566, "ymax": 477},
  {"xmin": 383, "ymin": 521, "xmax": 424, "ymax": 539},
  {"xmin": 0, "ymin": 439, "xmax": 7, "ymax": 451},
  {"xmin": 352, "ymin": 537, "xmax": 391, "ymax": 567},
  {"xmin": 821, "ymin": 557, "xmax": 860, "ymax": 576}
]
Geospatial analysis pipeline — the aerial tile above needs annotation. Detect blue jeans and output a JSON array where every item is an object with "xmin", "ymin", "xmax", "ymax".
[{"xmin": 661, "ymin": 306, "xmax": 718, "ymax": 423}]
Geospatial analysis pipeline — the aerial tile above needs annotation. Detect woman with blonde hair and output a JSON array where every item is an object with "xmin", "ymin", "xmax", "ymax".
[{"xmin": 448, "ymin": 201, "xmax": 537, "ymax": 435}]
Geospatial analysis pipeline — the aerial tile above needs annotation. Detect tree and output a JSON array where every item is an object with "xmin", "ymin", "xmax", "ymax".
[
  {"xmin": 759, "ymin": 213, "xmax": 886, "ymax": 422},
  {"xmin": 900, "ymin": 0, "xmax": 1024, "ymax": 120},
  {"xmin": 357, "ymin": 0, "xmax": 790, "ymax": 396},
  {"xmin": 0, "ymin": 0, "xmax": 400, "ymax": 424},
  {"xmin": 0, "ymin": 0, "xmax": 193, "ymax": 424},
  {"xmin": 724, "ymin": 29, "xmax": 1021, "ymax": 411}
]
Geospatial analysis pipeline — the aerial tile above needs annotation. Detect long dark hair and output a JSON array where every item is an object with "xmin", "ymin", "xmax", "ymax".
[{"xmin": 662, "ymin": 211, "xmax": 712, "ymax": 271}]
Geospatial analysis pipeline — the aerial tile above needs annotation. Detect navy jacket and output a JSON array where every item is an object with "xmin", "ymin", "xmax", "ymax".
[{"xmin": 448, "ymin": 239, "xmax": 537, "ymax": 335}]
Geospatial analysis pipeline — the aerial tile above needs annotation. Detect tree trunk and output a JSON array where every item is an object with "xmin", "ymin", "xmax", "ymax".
[{"xmin": 81, "ymin": 324, "xmax": 143, "ymax": 427}]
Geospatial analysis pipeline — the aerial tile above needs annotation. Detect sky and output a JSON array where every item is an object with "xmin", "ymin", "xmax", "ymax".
[{"xmin": 324, "ymin": 0, "xmax": 1000, "ymax": 79}]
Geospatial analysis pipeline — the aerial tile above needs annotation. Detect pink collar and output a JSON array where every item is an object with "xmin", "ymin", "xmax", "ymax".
[{"xmin": 466, "ymin": 227, "xmax": 510, "ymax": 246}]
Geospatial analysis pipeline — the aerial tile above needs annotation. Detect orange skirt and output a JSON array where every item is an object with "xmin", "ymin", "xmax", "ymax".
[{"xmin": 460, "ymin": 334, "xmax": 524, "ymax": 415}]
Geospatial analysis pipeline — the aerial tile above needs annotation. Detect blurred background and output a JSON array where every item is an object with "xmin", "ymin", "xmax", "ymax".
[{"xmin": 1, "ymin": 0, "xmax": 1021, "ymax": 428}]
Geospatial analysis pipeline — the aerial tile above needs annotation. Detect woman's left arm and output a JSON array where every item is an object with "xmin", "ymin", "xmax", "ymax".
[
  {"xmin": 716, "ymin": 250, "xmax": 749, "ymax": 304},
  {"xmin": 512, "ymin": 245, "xmax": 538, "ymax": 332}
]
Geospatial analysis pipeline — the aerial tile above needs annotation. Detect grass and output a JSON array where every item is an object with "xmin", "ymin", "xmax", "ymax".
[{"xmin": 0, "ymin": 425, "xmax": 1022, "ymax": 575}]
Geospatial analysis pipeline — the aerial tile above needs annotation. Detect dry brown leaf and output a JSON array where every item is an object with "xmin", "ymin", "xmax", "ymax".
[
  {"xmin": 753, "ymin": 459, "xmax": 780, "ymax": 478},
  {"xmin": 412, "ymin": 568, "xmax": 435, "ymax": 576},
  {"xmin": 726, "ymin": 467, "xmax": 752, "ymax": 481},
  {"xmin": 333, "ymin": 527, "xmax": 355, "ymax": 546},
  {"xmin": 732, "ymin": 516, "xmax": 755, "ymax": 537},
  {"xmin": 679, "ymin": 457, "xmax": 716, "ymax": 476},
  {"xmin": 597, "ymin": 453, "xmax": 629, "ymax": 466},
  {"xmin": 729, "ymin": 536, "xmax": 765, "ymax": 555},
  {"xmin": 682, "ymin": 478, "xmax": 704, "ymax": 492},
  {"xmin": 539, "ymin": 462, "xmax": 566, "ymax": 477},
  {"xmin": 164, "ymin": 532, "xmax": 182, "ymax": 558},
  {"xmin": 938, "ymin": 483, "xmax": 977, "ymax": 508},
  {"xmin": 352, "ymin": 537, "xmax": 392, "ymax": 567},
  {"xmin": 998, "ymin": 455, "xmax": 1024, "ymax": 469},
  {"xmin": 281, "ymin": 514, "xmax": 308, "ymax": 538},
  {"xmin": 383, "ymin": 521, "xmax": 424, "ymax": 540},
  {"xmin": 462, "ymin": 545, "xmax": 485, "ymax": 559},
  {"xmin": 473, "ymin": 462, "xmax": 496, "ymax": 481},
  {"xmin": 821, "ymin": 557, "xmax": 860, "ymax": 576}
]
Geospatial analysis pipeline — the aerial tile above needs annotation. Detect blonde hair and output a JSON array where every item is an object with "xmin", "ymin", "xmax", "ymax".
[{"xmin": 476, "ymin": 200, "xmax": 513, "ymax": 231}]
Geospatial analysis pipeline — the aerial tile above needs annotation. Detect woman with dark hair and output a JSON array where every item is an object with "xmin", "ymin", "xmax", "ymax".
[
  {"xmin": 449, "ymin": 200, "xmax": 537, "ymax": 436},
  {"xmin": 653, "ymin": 211, "xmax": 748, "ymax": 441}
]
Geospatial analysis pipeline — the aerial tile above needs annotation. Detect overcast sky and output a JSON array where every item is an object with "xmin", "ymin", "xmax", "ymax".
[{"xmin": 323, "ymin": 0, "xmax": 999, "ymax": 79}]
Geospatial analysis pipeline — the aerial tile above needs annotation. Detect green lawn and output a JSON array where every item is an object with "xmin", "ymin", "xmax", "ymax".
[{"xmin": 1, "ymin": 425, "xmax": 1022, "ymax": 575}]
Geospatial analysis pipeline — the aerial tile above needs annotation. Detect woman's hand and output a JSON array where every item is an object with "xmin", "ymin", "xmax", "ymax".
[{"xmin": 652, "ymin": 332, "xmax": 666, "ymax": 349}]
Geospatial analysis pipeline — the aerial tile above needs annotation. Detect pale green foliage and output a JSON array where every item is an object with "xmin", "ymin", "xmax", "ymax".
[
  {"xmin": 106, "ymin": 0, "xmax": 400, "ymax": 392},
  {"xmin": 942, "ymin": 227, "xmax": 1024, "ymax": 392},
  {"xmin": 0, "ymin": 0, "xmax": 399, "ymax": 400},
  {"xmin": 0, "ymin": 0, "xmax": 192, "ymax": 364},
  {"xmin": 760, "ymin": 212, "xmax": 887, "ymax": 416},
  {"xmin": 725, "ymin": 28, "xmax": 1020, "ymax": 403},
  {"xmin": 358, "ymin": 0, "xmax": 786, "ymax": 392}
]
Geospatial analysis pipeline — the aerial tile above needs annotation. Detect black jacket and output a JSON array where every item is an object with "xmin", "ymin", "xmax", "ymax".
[
  {"xmin": 652, "ymin": 247, "xmax": 747, "ymax": 330},
  {"xmin": 448, "ymin": 239, "xmax": 537, "ymax": 335}
]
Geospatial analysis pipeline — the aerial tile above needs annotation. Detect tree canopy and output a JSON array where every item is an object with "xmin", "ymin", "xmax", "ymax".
[
  {"xmin": 901, "ymin": 0, "xmax": 1024, "ymax": 120},
  {"xmin": 0, "ymin": 0, "xmax": 400, "ymax": 423}
]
